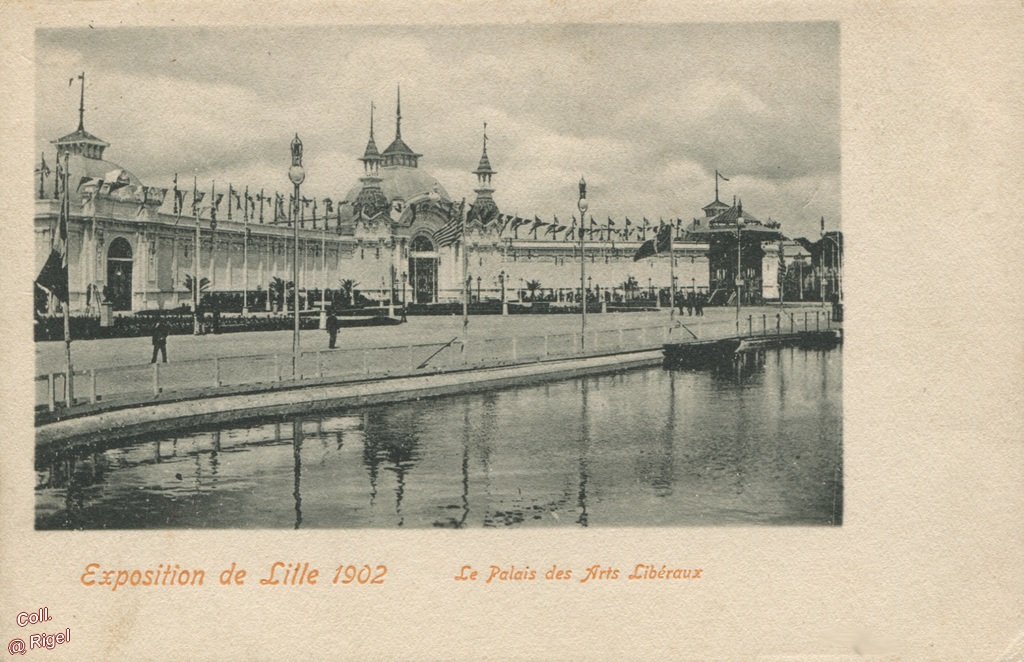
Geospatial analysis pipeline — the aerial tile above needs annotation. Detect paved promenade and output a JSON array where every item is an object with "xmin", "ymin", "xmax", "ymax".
[{"xmin": 35, "ymin": 304, "xmax": 831, "ymax": 375}]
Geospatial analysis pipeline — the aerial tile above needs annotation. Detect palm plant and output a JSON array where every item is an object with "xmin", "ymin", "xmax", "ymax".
[
  {"xmin": 184, "ymin": 274, "xmax": 210, "ymax": 305},
  {"xmin": 338, "ymin": 279, "xmax": 359, "ymax": 307},
  {"xmin": 525, "ymin": 279, "xmax": 542, "ymax": 302},
  {"xmin": 269, "ymin": 276, "xmax": 295, "ymax": 312}
]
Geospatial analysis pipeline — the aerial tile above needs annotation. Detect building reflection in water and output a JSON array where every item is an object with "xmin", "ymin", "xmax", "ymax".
[{"xmin": 35, "ymin": 347, "xmax": 841, "ymax": 529}]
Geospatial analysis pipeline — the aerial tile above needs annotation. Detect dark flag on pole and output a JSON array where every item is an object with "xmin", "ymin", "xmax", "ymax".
[
  {"xmin": 632, "ymin": 223, "xmax": 672, "ymax": 262},
  {"xmin": 36, "ymin": 165, "xmax": 70, "ymax": 302}
]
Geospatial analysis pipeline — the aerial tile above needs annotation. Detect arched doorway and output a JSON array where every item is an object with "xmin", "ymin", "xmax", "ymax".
[
  {"xmin": 106, "ymin": 237, "xmax": 133, "ymax": 311},
  {"xmin": 409, "ymin": 235, "xmax": 438, "ymax": 304}
]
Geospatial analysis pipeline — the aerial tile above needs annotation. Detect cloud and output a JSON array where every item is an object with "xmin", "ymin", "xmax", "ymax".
[{"xmin": 36, "ymin": 23, "xmax": 839, "ymax": 238}]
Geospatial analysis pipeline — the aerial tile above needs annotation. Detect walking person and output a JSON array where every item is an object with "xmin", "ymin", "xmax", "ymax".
[
  {"xmin": 695, "ymin": 292, "xmax": 704, "ymax": 316},
  {"xmin": 150, "ymin": 315, "xmax": 169, "ymax": 363},
  {"xmin": 326, "ymin": 310, "xmax": 339, "ymax": 349},
  {"xmin": 686, "ymin": 291, "xmax": 695, "ymax": 316}
]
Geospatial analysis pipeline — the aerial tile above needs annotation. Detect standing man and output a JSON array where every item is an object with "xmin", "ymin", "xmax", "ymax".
[
  {"xmin": 151, "ymin": 314, "xmax": 169, "ymax": 363},
  {"xmin": 326, "ymin": 310, "xmax": 339, "ymax": 349}
]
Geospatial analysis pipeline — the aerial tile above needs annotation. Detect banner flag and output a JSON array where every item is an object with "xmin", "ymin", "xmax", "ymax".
[{"xmin": 632, "ymin": 223, "xmax": 672, "ymax": 262}]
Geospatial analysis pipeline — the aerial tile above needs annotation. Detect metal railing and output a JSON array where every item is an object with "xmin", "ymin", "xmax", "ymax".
[{"xmin": 36, "ymin": 308, "xmax": 833, "ymax": 412}]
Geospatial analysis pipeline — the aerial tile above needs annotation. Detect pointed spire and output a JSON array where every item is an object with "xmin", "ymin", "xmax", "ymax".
[
  {"xmin": 474, "ymin": 121, "xmax": 495, "ymax": 179},
  {"xmin": 395, "ymin": 83, "xmax": 402, "ymax": 140},
  {"xmin": 361, "ymin": 101, "xmax": 381, "ymax": 164},
  {"xmin": 77, "ymin": 72, "xmax": 85, "ymax": 131}
]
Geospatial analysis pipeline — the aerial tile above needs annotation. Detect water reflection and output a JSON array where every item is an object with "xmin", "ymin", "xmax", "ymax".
[{"xmin": 36, "ymin": 347, "xmax": 842, "ymax": 529}]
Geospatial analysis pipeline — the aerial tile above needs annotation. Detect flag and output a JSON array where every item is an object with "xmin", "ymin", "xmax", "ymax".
[
  {"xmin": 77, "ymin": 176, "xmax": 103, "ymax": 192},
  {"xmin": 36, "ymin": 161, "xmax": 70, "ymax": 302},
  {"xmin": 172, "ymin": 173, "xmax": 180, "ymax": 215},
  {"xmin": 191, "ymin": 191, "xmax": 206, "ymax": 216},
  {"xmin": 36, "ymin": 155, "xmax": 51, "ymax": 177},
  {"xmin": 633, "ymin": 223, "xmax": 672, "ymax": 261},
  {"xmin": 104, "ymin": 169, "xmax": 130, "ymax": 193},
  {"xmin": 53, "ymin": 157, "xmax": 62, "ymax": 198},
  {"xmin": 716, "ymin": 169, "xmax": 729, "ymax": 182},
  {"xmin": 530, "ymin": 218, "xmax": 547, "ymax": 237},
  {"xmin": 434, "ymin": 214, "xmax": 462, "ymax": 247}
]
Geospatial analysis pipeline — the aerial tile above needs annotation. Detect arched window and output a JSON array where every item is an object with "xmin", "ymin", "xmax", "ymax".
[
  {"xmin": 411, "ymin": 235, "xmax": 434, "ymax": 253},
  {"xmin": 108, "ymin": 237, "xmax": 133, "ymax": 259}
]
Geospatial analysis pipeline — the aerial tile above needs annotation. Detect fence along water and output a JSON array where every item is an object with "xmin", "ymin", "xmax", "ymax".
[{"xmin": 36, "ymin": 308, "xmax": 832, "ymax": 412}]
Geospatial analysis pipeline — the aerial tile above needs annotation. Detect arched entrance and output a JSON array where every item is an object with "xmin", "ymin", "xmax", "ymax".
[
  {"xmin": 409, "ymin": 235, "xmax": 439, "ymax": 304},
  {"xmin": 106, "ymin": 237, "xmax": 133, "ymax": 311}
]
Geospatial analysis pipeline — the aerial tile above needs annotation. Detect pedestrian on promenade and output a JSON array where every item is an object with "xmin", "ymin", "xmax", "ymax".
[
  {"xmin": 151, "ymin": 315, "xmax": 169, "ymax": 363},
  {"xmin": 695, "ymin": 292, "xmax": 704, "ymax": 316},
  {"xmin": 686, "ymin": 291, "xmax": 695, "ymax": 316},
  {"xmin": 326, "ymin": 310, "xmax": 339, "ymax": 349}
]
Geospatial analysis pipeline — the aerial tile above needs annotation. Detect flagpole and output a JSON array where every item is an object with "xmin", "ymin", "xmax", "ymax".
[
  {"xmin": 669, "ymin": 223, "xmax": 676, "ymax": 329},
  {"xmin": 61, "ymin": 152, "xmax": 74, "ymax": 406},
  {"xmin": 193, "ymin": 176, "xmax": 201, "ymax": 335},
  {"xmin": 461, "ymin": 199, "xmax": 469, "ymax": 344},
  {"xmin": 243, "ymin": 187, "xmax": 249, "ymax": 315},
  {"xmin": 320, "ymin": 202, "xmax": 327, "ymax": 327}
]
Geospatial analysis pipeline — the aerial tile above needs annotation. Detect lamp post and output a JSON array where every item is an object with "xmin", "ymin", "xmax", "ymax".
[
  {"xmin": 823, "ymin": 233, "xmax": 843, "ymax": 303},
  {"xmin": 499, "ymin": 270, "xmax": 507, "ymax": 315},
  {"xmin": 192, "ymin": 175, "xmax": 201, "ymax": 335},
  {"xmin": 288, "ymin": 134, "xmax": 305, "ymax": 379},
  {"xmin": 401, "ymin": 271, "xmax": 408, "ymax": 322},
  {"xmin": 476, "ymin": 275, "xmax": 481, "ymax": 303},
  {"xmin": 735, "ymin": 210, "xmax": 745, "ymax": 336},
  {"xmin": 319, "ymin": 206, "xmax": 327, "ymax": 328},
  {"xmin": 578, "ymin": 177, "xmax": 588, "ymax": 351}
]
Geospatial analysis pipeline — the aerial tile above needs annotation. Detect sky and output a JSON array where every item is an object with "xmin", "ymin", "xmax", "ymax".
[{"xmin": 35, "ymin": 23, "xmax": 839, "ymax": 238}]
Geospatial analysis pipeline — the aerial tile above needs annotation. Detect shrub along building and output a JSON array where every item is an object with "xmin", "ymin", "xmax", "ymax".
[{"xmin": 35, "ymin": 85, "xmax": 794, "ymax": 315}]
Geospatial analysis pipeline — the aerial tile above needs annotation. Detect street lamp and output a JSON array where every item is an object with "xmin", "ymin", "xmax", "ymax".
[
  {"xmin": 735, "ymin": 208, "xmax": 746, "ymax": 336},
  {"xmin": 499, "ymin": 270, "xmax": 507, "ymax": 315},
  {"xmin": 822, "ymin": 233, "xmax": 843, "ymax": 303},
  {"xmin": 288, "ymin": 133, "xmax": 305, "ymax": 378},
  {"xmin": 400, "ymin": 271, "xmax": 408, "ymax": 322},
  {"xmin": 578, "ymin": 177, "xmax": 588, "ymax": 351}
]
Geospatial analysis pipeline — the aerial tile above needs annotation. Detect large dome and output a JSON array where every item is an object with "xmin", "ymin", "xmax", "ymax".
[{"xmin": 340, "ymin": 166, "xmax": 452, "ymax": 221}]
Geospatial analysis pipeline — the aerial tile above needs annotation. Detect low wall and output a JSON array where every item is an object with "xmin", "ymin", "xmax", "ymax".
[{"xmin": 37, "ymin": 349, "xmax": 662, "ymax": 452}]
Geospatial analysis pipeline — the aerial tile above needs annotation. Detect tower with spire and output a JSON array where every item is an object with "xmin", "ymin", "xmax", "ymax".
[
  {"xmin": 381, "ymin": 84, "xmax": 422, "ymax": 168},
  {"xmin": 468, "ymin": 122, "xmax": 499, "ymax": 224},
  {"xmin": 353, "ymin": 102, "xmax": 390, "ymax": 218},
  {"xmin": 52, "ymin": 72, "xmax": 110, "ymax": 160}
]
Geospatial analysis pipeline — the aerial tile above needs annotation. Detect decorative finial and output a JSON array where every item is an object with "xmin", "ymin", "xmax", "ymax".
[
  {"xmin": 483, "ymin": 122, "xmax": 488, "ymax": 154},
  {"xmin": 370, "ymin": 101, "xmax": 375, "ymax": 139}
]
